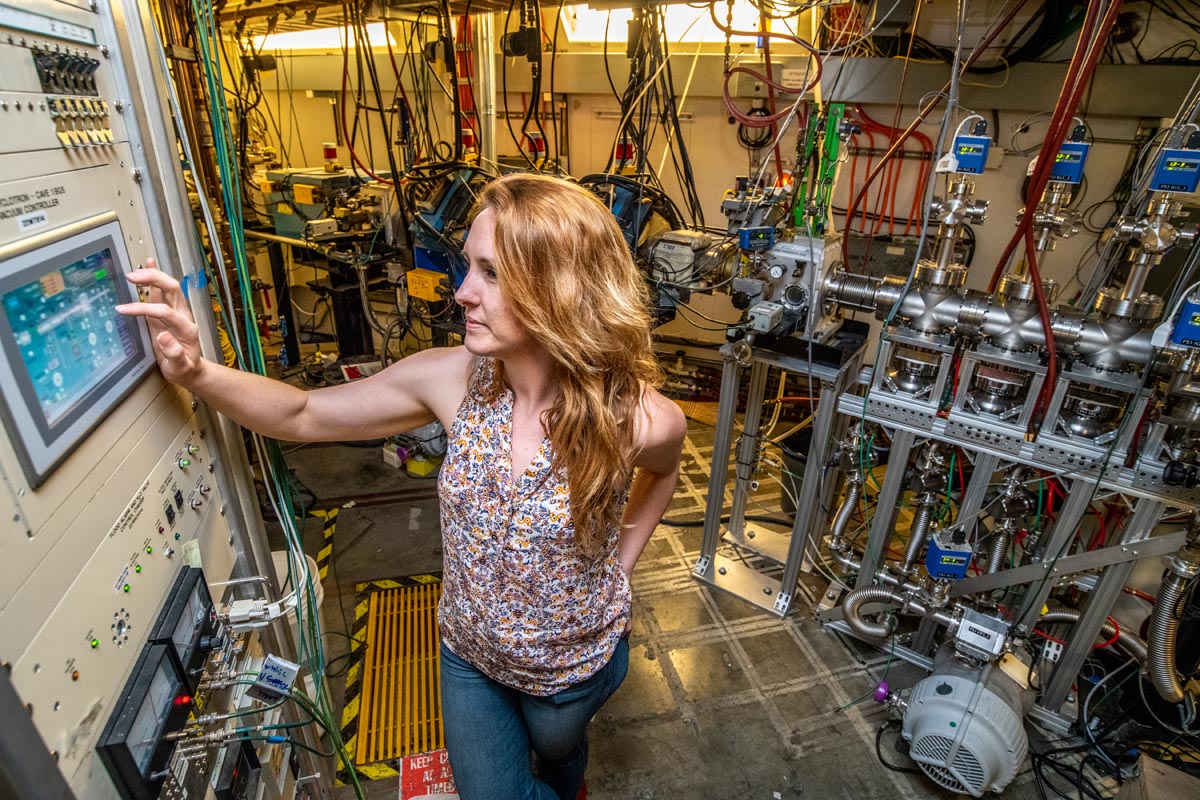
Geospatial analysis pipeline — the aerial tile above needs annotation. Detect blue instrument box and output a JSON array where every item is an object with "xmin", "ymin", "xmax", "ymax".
[
  {"xmin": 739, "ymin": 227, "xmax": 775, "ymax": 251},
  {"xmin": 1149, "ymin": 148, "xmax": 1200, "ymax": 194},
  {"xmin": 952, "ymin": 135, "xmax": 991, "ymax": 174},
  {"xmin": 1049, "ymin": 141, "xmax": 1090, "ymax": 184},
  {"xmin": 925, "ymin": 531, "xmax": 972, "ymax": 580},
  {"xmin": 1171, "ymin": 293, "xmax": 1200, "ymax": 347}
]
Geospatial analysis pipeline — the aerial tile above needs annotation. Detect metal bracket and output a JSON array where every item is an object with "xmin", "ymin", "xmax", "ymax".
[{"xmin": 773, "ymin": 591, "xmax": 793, "ymax": 614}]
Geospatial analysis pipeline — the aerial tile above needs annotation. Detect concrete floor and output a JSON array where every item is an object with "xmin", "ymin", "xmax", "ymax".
[{"xmin": 275, "ymin": 420, "xmax": 1057, "ymax": 800}]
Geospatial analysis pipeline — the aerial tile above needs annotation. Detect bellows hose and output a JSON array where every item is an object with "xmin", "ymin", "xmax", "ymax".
[{"xmin": 1147, "ymin": 573, "xmax": 1191, "ymax": 703}]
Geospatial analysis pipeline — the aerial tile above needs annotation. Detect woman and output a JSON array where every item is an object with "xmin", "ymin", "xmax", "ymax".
[{"xmin": 118, "ymin": 173, "xmax": 687, "ymax": 800}]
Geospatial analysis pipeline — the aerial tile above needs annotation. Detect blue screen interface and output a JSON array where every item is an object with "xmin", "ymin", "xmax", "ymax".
[{"xmin": 3, "ymin": 247, "xmax": 137, "ymax": 427}]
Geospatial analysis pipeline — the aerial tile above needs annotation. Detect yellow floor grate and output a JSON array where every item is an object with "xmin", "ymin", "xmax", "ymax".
[{"xmin": 356, "ymin": 581, "xmax": 444, "ymax": 765}]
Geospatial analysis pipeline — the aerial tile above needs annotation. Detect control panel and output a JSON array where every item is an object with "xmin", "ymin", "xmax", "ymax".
[{"xmin": 0, "ymin": 2, "xmax": 295, "ymax": 798}]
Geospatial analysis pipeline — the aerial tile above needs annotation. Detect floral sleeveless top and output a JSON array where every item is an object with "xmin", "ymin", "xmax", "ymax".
[{"xmin": 437, "ymin": 359, "xmax": 631, "ymax": 695}]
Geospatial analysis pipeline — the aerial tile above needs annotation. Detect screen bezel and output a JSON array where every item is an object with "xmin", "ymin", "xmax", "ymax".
[{"xmin": 0, "ymin": 217, "xmax": 154, "ymax": 488}]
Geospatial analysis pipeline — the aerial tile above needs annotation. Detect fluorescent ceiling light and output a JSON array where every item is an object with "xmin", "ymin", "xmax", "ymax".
[
  {"xmin": 559, "ymin": 2, "xmax": 766, "ymax": 44},
  {"xmin": 254, "ymin": 22, "xmax": 395, "ymax": 52}
]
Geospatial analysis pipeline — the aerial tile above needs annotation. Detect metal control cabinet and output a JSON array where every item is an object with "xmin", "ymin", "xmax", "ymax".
[{"xmin": 0, "ymin": 3, "xmax": 315, "ymax": 798}]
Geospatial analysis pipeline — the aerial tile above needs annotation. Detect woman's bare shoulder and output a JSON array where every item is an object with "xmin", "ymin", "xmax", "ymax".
[
  {"xmin": 631, "ymin": 385, "xmax": 687, "ymax": 473},
  {"xmin": 376, "ymin": 345, "xmax": 476, "ymax": 427}
]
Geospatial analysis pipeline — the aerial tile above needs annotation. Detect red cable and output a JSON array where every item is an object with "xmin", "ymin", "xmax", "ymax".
[
  {"xmin": 1096, "ymin": 617, "xmax": 1122, "ymax": 649},
  {"xmin": 1089, "ymin": 509, "xmax": 1108, "ymax": 550},
  {"xmin": 887, "ymin": 145, "xmax": 902, "ymax": 236},
  {"xmin": 987, "ymin": 0, "xmax": 1119, "ymax": 294},
  {"xmin": 875, "ymin": 142, "xmax": 893, "ymax": 237},
  {"xmin": 1024, "ymin": 230, "xmax": 1057, "ymax": 418},
  {"xmin": 1033, "ymin": 629, "xmax": 1068, "ymax": 646},
  {"xmin": 847, "ymin": 133, "xmax": 860, "ymax": 227},
  {"xmin": 855, "ymin": 107, "xmax": 933, "ymax": 236},
  {"xmin": 761, "ymin": 19, "xmax": 786, "ymax": 181},
  {"xmin": 713, "ymin": 9, "xmax": 822, "ymax": 128},
  {"xmin": 861, "ymin": 129, "xmax": 876, "ymax": 233},
  {"xmin": 1123, "ymin": 587, "xmax": 1155, "ymax": 604}
]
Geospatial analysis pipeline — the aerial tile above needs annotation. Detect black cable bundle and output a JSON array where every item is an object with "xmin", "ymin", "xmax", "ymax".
[{"xmin": 600, "ymin": 3, "xmax": 705, "ymax": 228}]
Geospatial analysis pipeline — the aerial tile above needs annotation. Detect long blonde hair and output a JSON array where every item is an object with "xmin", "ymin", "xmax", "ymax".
[{"xmin": 471, "ymin": 173, "xmax": 662, "ymax": 556}]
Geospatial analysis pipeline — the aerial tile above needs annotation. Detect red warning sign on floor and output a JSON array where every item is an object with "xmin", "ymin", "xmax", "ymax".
[{"xmin": 400, "ymin": 749, "xmax": 459, "ymax": 799}]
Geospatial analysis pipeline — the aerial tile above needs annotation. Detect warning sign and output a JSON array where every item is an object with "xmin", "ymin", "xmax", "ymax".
[{"xmin": 400, "ymin": 749, "xmax": 458, "ymax": 799}]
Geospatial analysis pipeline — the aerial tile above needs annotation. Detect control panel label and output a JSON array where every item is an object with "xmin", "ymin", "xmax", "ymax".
[
  {"xmin": 0, "ymin": 4, "xmax": 96, "ymax": 45},
  {"xmin": 1, "ymin": 185, "xmax": 65, "ymax": 229},
  {"xmin": 17, "ymin": 209, "xmax": 49, "ymax": 231}
]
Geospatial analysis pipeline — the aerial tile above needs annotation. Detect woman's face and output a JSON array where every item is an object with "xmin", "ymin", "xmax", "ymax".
[{"xmin": 455, "ymin": 208, "xmax": 537, "ymax": 360}]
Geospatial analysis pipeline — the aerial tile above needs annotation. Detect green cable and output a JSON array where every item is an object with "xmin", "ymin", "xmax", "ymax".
[
  {"xmin": 942, "ymin": 451, "xmax": 957, "ymax": 522},
  {"xmin": 834, "ymin": 618, "xmax": 897, "ymax": 713},
  {"xmin": 189, "ymin": 5, "xmax": 359, "ymax": 795},
  {"xmin": 242, "ymin": 734, "xmax": 336, "ymax": 759}
]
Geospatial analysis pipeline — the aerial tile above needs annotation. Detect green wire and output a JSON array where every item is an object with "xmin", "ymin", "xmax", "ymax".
[
  {"xmin": 942, "ymin": 451, "xmax": 957, "ymax": 522},
  {"xmin": 242, "ymin": 734, "xmax": 336, "ymax": 759},
  {"xmin": 189, "ymin": 4, "xmax": 363, "ymax": 796},
  {"xmin": 834, "ymin": 618, "xmax": 897, "ymax": 713}
]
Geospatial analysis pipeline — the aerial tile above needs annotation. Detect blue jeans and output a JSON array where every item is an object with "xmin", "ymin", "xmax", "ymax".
[{"xmin": 439, "ymin": 637, "xmax": 630, "ymax": 800}]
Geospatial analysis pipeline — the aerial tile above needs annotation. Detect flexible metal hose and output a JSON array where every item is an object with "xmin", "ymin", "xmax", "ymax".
[
  {"xmin": 842, "ymin": 586, "xmax": 957, "ymax": 640},
  {"xmin": 1039, "ymin": 609, "xmax": 1148, "ymax": 663},
  {"xmin": 843, "ymin": 587, "xmax": 903, "ymax": 639},
  {"xmin": 901, "ymin": 504, "xmax": 934, "ymax": 575},
  {"xmin": 829, "ymin": 479, "xmax": 862, "ymax": 550},
  {"xmin": 1148, "ymin": 573, "xmax": 1190, "ymax": 703},
  {"xmin": 987, "ymin": 530, "xmax": 1010, "ymax": 575}
]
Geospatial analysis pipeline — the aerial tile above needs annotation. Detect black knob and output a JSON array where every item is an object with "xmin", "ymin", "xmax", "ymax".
[
  {"xmin": 1163, "ymin": 460, "xmax": 1198, "ymax": 488},
  {"xmin": 198, "ymin": 634, "xmax": 225, "ymax": 653}
]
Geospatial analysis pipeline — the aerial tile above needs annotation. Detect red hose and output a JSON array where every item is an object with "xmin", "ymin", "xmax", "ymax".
[
  {"xmin": 761, "ymin": 19, "xmax": 786, "ymax": 181},
  {"xmin": 989, "ymin": 1, "xmax": 1124, "ymax": 423},
  {"xmin": 713, "ymin": 9, "xmax": 822, "ymax": 128}
]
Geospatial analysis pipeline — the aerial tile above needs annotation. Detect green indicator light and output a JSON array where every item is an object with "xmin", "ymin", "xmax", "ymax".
[
  {"xmin": 174, "ymin": 532, "xmax": 181, "ymax": 540},
  {"xmin": 95, "ymin": 269, "xmax": 107, "ymax": 280},
  {"xmin": 90, "ymin": 639, "xmax": 99, "ymax": 648},
  {"xmin": 134, "ymin": 565, "xmax": 142, "ymax": 573},
  {"xmin": 178, "ymin": 458, "xmax": 191, "ymax": 468},
  {"xmin": 122, "ymin": 584, "xmax": 130, "ymax": 592},
  {"xmin": 949, "ymin": 721, "xmax": 957, "ymax": 728},
  {"xmin": 145, "ymin": 546, "xmax": 153, "ymax": 554},
  {"xmin": 188, "ymin": 444, "xmax": 200, "ymax": 454}
]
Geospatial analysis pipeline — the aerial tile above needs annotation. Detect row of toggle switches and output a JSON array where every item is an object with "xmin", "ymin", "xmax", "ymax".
[{"xmin": 47, "ymin": 96, "xmax": 113, "ymax": 147}]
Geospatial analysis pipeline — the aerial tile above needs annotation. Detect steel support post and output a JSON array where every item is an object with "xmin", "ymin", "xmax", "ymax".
[
  {"xmin": 856, "ymin": 428, "xmax": 917, "ymax": 589},
  {"xmin": 778, "ymin": 363, "xmax": 858, "ymax": 613},
  {"xmin": 1014, "ymin": 479, "xmax": 1097, "ymax": 633},
  {"xmin": 957, "ymin": 454, "xmax": 1001, "ymax": 529},
  {"xmin": 1039, "ymin": 500, "xmax": 1165, "ymax": 712},
  {"xmin": 727, "ymin": 360, "xmax": 772, "ymax": 544},
  {"xmin": 695, "ymin": 355, "xmax": 744, "ymax": 576}
]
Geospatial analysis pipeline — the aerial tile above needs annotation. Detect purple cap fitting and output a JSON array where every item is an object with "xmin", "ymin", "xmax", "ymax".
[{"xmin": 873, "ymin": 680, "xmax": 890, "ymax": 704}]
